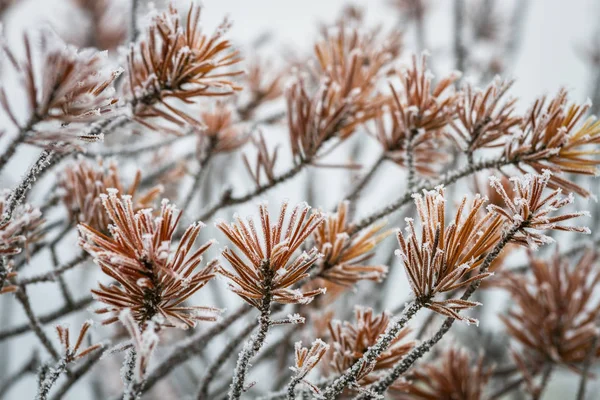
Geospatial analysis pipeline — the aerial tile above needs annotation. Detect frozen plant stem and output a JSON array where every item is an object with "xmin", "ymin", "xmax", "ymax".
[
  {"xmin": 576, "ymin": 333, "xmax": 599, "ymax": 400},
  {"xmin": 1, "ymin": 149, "xmax": 55, "ymax": 225},
  {"xmin": 36, "ymin": 357, "xmax": 69, "ymax": 400},
  {"xmin": 123, "ymin": 305, "xmax": 253, "ymax": 397},
  {"xmin": 49, "ymin": 347, "xmax": 105, "ymax": 400},
  {"xmin": 286, "ymin": 375, "xmax": 304, "ymax": 400},
  {"xmin": 350, "ymin": 155, "xmax": 518, "ymax": 234},
  {"xmin": 181, "ymin": 138, "xmax": 216, "ymax": 212},
  {"xmin": 535, "ymin": 365, "xmax": 553, "ymax": 400},
  {"xmin": 198, "ymin": 319, "xmax": 259, "ymax": 399},
  {"xmin": 122, "ymin": 348, "xmax": 138, "ymax": 400},
  {"xmin": 197, "ymin": 161, "xmax": 305, "ymax": 223},
  {"xmin": 229, "ymin": 261, "xmax": 274, "ymax": 400},
  {"xmin": 345, "ymin": 154, "xmax": 386, "ymax": 202},
  {"xmin": 321, "ymin": 301, "xmax": 423, "ymax": 399},
  {"xmin": 405, "ymin": 129, "xmax": 417, "ymax": 190},
  {"xmin": 0, "ymin": 257, "xmax": 9, "ymax": 294}
]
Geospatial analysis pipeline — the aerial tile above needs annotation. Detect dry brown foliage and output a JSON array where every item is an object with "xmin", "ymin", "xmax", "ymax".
[
  {"xmin": 216, "ymin": 201, "xmax": 326, "ymax": 308},
  {"xmin": 79, "ymin": 190, "xmax": 218, "ymax": 328}
]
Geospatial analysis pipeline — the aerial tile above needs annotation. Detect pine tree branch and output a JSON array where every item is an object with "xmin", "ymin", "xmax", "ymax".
[
  {"xmin": 229, "ymin": 261, "xmax": 274, "ymax": 399},
  {"xmin": 321, "ymin": 301, "xmax": 423, "ymax": 399},
  {"xmin": 18, "ymin": 251, "xmax": 89, "ymax": 286},
  {"xmin": 195, "ymin": 161, "xmax": 306, "ymax": 223},
  {"xmin": 360, "ymin": 223, "xmax": 522, "ymax": 398},
  {"xmin": 350, "ymin": 156, "xmax": 517, "ymax": 235}
]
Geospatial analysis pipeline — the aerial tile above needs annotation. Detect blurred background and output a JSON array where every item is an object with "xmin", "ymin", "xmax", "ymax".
[{"xmin": 2, "ymin": 0, "xmax": 600, "ymax": 398}]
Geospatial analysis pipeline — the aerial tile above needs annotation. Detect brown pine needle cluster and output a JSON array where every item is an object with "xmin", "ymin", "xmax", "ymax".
[
  {"xmin": 377, "ymin": 54, "xmax": 460, "ymax": 175},
  {"xmin": 286, "ymin": 77, "xmax": 373, "ymax": 163},
  {"xmin": 314, "ymin": 21, "xmax": 400, "ymax": 103},
  {"xmin": 395, "ymin": 346, "xmax": 493, "ymax": 400},
  {"xmin": 506, "ymin": 89, "xmax": 600, "ymax": 197},
  {"xmin": 243, "ymin": 131, "xmax": 279, "ymax": 188},
  {"xmin": 216, "ymin": 201, "xmax": 326, "ymax": 307},
  {"xmin": 240, "ymin": 57, "xmax": 284, "ymax": 117},
  {"xmin": 391, "ymin": 54, "xmax": 461, "ymax": 134},
  {"xmin": 59, "ymin": 157, "xmax": 162, "ymax": 231},
  {"xmin": 56, "ymin": 321, "xmax": 102, "ymax": 363},
  {"xmin": 451, "ymin": 78, "xmax": 520, "ymax": 154},
  {"xmin": 290, "ymin": 339, "xmax": 330, "ymax": 394},
  {"xmin": 126, "ymin": 3, "xmax": 243, "ymax": 130},
  {"xmin": 499, "ymin": 249, "xmax": 600, "ymax": 368},
  {"xmin": 196, "ymin": 102, "xmax": 248, "ymax": 154},
  {"xmin": 326, "ymin": 307, "xmax": 415, "ymax": 386},
  {"xmin": 78, "ymin": 189, "xmax": 218, "ymax": 328},
  {"xmin": 0, "ymin": 30, "xmax": 121, "ymax": 146},
  {"xmin": 313, "ymin": 201, "xmax": 391, "ymax": 286},
  {"xmin": 396, "ymin": 186, "xmax": 503, "ymax": 323},
  {"xmin": 488, "ymin": 171, "xmax": 591, "ymax": 249},
  {"xmin": 286, "ymin": 21, "xmax": 398, "ymax": 164}
]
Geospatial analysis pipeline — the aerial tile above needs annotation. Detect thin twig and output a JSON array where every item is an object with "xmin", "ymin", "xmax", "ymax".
[
  {"xmin": 350, "ymin": 156, "xmax": 517, "ymax": 234},
  {"xmin": 84, "ymin": 132, "xmax": 193, "ymax": 158},
  {"xmin": 489, "ymin": 377, "xmax": 525, "ymax": 400},
  {"xmin": 453, "ymin": 0, "xmax": 467, "ymax": 74},
  {"xmin": 197, "ymin": 318, "xmax": 258, "ymax": 399},
  {"xmin": 195, "ymin": 161, "xmax": 306, "ymax": 223},
  {"xmin": 534, "ymin": 364, "xmax": 553, "ymax": 400},
  {"xmin": 0, "ymin": 350, "xmax": 39, "ymax": 398},
  {"xmin": 181, "ymin": 139, "xmax": 216, "ymax": 212},
  {"xmin": 130, "ymin": 0, "xmax": 140, "ymax": 42},
  {"xmin": 576, "ymin": 333, "xmax": 599, "ymax": 400},
  {"xmin": 139, "ymin": 152, "xmax": 196, "ymax": 188},
  {"xmin": 507, "ymin": 238, "xmax": 599, "ymax": 274},
  {"xmin": 345, "ymin": 154, "xmax": 386, "ymax": 202},
  {"xmin": 15, "ymin": 285, "xmax": 60, "ymax": 360},
  {"xmin": 0, "ymin": 295, "xmax": 94, "ymax": 341},
  {"xmin": 0, "ymin": 114, "xmax": 40, "ymax": 172},
  {"xmin": 18, "ymin": 251, "xmax": 88, "ymax": 286},
  {"xmin": 49, "ymin": 227, "xmax": 76, "ymax": 306}
]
